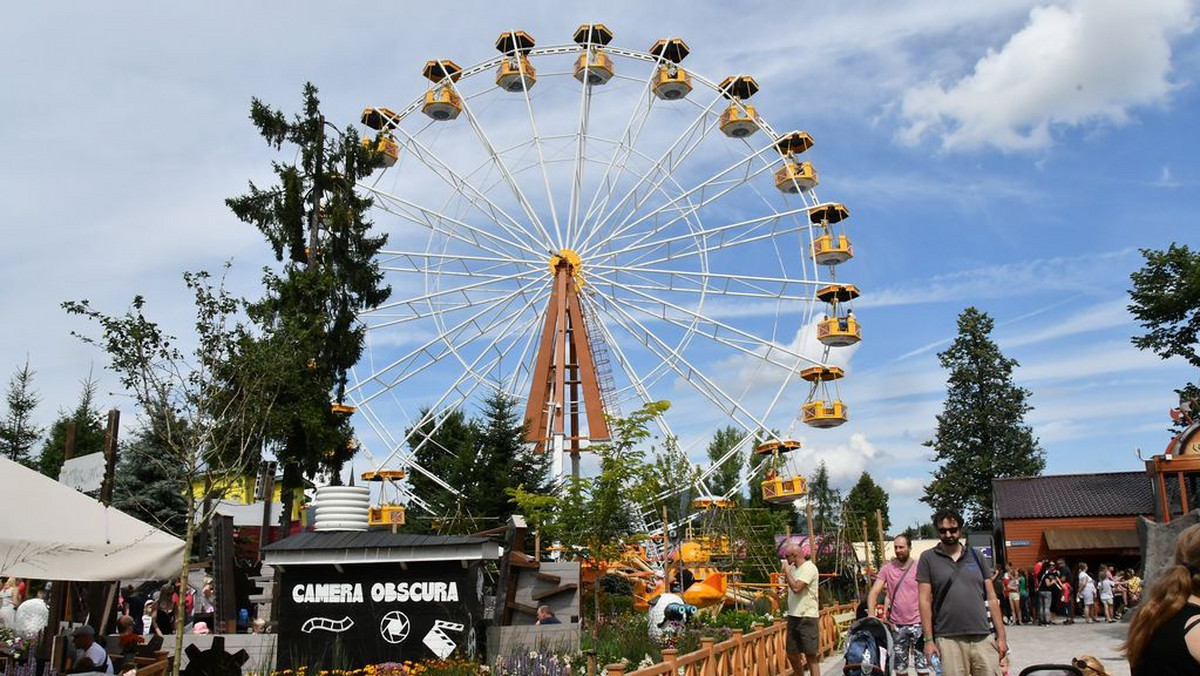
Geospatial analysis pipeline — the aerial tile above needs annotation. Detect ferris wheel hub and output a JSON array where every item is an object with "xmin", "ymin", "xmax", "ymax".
[{"xmin": 548, "ymin": 248, "xmax": 584, "ymax": 278}]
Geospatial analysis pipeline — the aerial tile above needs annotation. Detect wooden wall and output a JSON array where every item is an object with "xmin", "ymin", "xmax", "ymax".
[{"xmin": 1000, "ymin": 515, "xmax": 1142, "ymax": 569}]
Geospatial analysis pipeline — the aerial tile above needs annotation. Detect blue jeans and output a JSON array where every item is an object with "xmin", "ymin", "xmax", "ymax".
[{"xmin": 1039, "ymin": 591, "xmax": 1053, "ymax": 620}]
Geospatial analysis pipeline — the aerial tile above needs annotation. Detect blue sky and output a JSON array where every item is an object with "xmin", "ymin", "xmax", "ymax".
[{"xmin": 1, "ymin": 0, "xmax": 1197, "ymax": 530}]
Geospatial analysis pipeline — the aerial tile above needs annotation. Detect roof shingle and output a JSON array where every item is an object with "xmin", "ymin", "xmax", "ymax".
[{"xmin": 993, "ymin": 471, "xmax": 1158, "ymax": 519}]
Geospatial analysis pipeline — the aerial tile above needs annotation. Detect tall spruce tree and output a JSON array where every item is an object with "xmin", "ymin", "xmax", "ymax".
[
  {"xmin": 808, "ymin": 460, "xmax": 842, "ymax": 533},
  {"xmin": 922, "ymin": 307, "xmax": 1045, "ymax": 530},
  {"xmin": 472, "ymin": 389, "xmax": 549, "ymax": 521},
  {"xmin": 0, "ymin": 359, "xmax": 42, "ymax": 466},
  {"xmin": 1128, "ymin": 244, "xmax": 1200, "ymax": 426},
  {"xmin": 38, "ymin": 376, "xmax": 106, "ymax": 479},
  {"xmin": 113, "ymin": 420, "xmax": 190, "ymax": 536},
  {"xmin": 227, "ymin": 84, "xmax": 391, "ymax": 530},
  {"xmin": 405, "ymin": 408, "xmax": 478, "ymax": 524},
  {"xmin": 844, "ymin": 471, "xmax": 890, "ymax": 532},
  {"xmin": 704, "ymin": 425, "xmax": 744, "ymax": 501}
]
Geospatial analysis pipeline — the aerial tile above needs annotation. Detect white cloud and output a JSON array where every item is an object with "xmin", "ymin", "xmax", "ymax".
[
  {"xmin": 802, "ymin": 432, "xmax": 883, "ymax": 487},
  {"xmin": 1156, "ymin": 165, "xmax": 1181, "ymax": 187},
  {"xmin": 883, "ymin": 476, "xmax": 928, "ymax": 498},
  {"xmin": 898, "ymin": 0, "xmax": 1196, "ymax": 151}
]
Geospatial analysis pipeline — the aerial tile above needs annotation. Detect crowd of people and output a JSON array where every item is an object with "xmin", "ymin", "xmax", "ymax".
[{"xmin": 995, "ymin": 559, "xmax": 1142, "ymax": 626}]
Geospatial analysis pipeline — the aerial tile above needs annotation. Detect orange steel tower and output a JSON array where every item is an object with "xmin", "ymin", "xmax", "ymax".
[{"xmin": 523, "ymin": 249, "xmax": 610, "ymax": 477}]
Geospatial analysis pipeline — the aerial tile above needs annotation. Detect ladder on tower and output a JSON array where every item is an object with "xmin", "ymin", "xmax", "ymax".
[{"xmin": 578, "ymin": 295, "xmax": 621, "ymax": 420}]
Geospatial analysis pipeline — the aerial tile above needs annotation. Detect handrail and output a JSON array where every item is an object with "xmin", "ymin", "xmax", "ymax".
[{"xmin": 608, "ymin": 602, "xmax": 858, "ymax": 676}]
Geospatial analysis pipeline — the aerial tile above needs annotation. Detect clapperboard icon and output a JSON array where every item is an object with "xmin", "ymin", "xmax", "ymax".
[{"xmin": 423, "ymin": 619, "xmax": 464, "ymax": 659}]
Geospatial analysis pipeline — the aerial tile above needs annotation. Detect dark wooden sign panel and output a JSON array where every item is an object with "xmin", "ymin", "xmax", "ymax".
[{"xmin": 275, "ymin": 562, "xmax": 484, "ymax": 669}]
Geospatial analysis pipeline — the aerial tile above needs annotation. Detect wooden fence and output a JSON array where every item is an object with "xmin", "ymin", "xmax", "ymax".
[{"xmin": 606, "ymin": 603, "xmax": 856, "ymax": 676}]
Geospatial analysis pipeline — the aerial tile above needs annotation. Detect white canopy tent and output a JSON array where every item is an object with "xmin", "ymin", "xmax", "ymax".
[{"xmin": 0, "ymin": 456, "xmax": 186, "ymax": 581}]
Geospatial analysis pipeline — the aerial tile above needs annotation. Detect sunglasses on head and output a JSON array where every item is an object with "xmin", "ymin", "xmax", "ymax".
[{"xmin": 1071, "ymin": 658, "xmax": 1097, "ymax": 672}]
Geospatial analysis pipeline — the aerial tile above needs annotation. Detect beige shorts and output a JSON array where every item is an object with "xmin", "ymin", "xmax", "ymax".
[{"xmin": 936, "ymin": 634, "xmax": 1000, "ymax": 676}]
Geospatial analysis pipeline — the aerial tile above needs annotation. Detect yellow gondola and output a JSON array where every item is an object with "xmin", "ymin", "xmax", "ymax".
[
  {"xmin": 809, "ymin": 202, "xmax": 850, "ymax": 224},
  {"xmin": 362, "ymin": 134, "xmax": 399, "ymax": 167},
  {"xmin": 368, "ymin": 505, "xmax": 406, "ymax": 527},
  {"xmin": 690, "ymin": 496, "xmax": 736, "ymax": 510},
  {"xmin": 574, "ymin": 24, "xmax": 615, "ymax": 85},
  {"xmin": 331, "ymin": 403, "xmax": 357, "ymax": 415},
  {"xmin": 718, "ymin": 76, "xmax": 760, "ymax": 138},
  {"xmin": 775, "ymin": 159, "xmax": 818, "ymax": 193},
  {"xmin": 761, "ymin": 472, "xmax": 808, "ymax": 504},
  {"xmin": 650, "ymin": 38, "xmax": 692, "ymax": 100},
  {"xmin": 421, "ymin": 60, "xmax": 463, "ymax": 120},
  {"xmin": 495, "ymin": 31, "xmax": 537, "ymax": 92},
  {"xmin": 811, "ymin": 233, "xmax": 853, "ymax": 266},
  {"xmin": 802, "ymin": 400, "xmax": 848, "ymax": 428},
  {"xmin": 817, "ymin": 315, "xmax": 861, "ymax": 347}
]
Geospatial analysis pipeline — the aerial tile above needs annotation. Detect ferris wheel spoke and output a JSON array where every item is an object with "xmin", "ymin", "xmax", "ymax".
[
  {"xmin": 598, "ymin": 209, "xmax": 812, "ymax": 271},
  {"xmin": 512, "ymin": 41, "xmax": 564, "ymax": 251},
  {"xmin": 368, "ymin": 267, "xmax": 541, "ymax": 315},
  {"xmin": 579, "ymin": 294, "xmax": 679, "ymax": 441},
  {"xmin": 593, "ymin": 273, "xmax": 823, "ymax": 369},
  {"xmin": 363, "ymin": 301, "xmax": 545, "ymax": 476},
  {"xmin": 577, "ymin": 89, "xmax": 729, "ymax": 254},
  {"xmin": 379, "ymin": 130, "xmax": 545, "ymax": 255},
  {"xmin": 585, "ymin": 145, "xmax": 779, "ymax": 263},
  {"xmin": 447, "ymin": 79, "xmax": 558, "ymax": 248},
  {"xmin": 566, "ymin": 69, "xmax": 593, "ymax": 248},
  {"xmin": 366, "ymin": 187, "xmax": 539, "ymax": 261},
  {"xmin": 351, "ymin": 402, "xmax": 460, "ymax": 510},
  {"xmin": 353, "ymin": 278, "xmax": 548, "ymax": 396},
  {"xmin": 364, "ymin": 276, "xmax": 541, "ymax": 331},
  {"xmin": 588, "ymin": 263, "xmax": 822, "ymax": 299},
  {"xmin": 576, "ymin": 56, "xmax": 661, "ymax": 247},
  {"xmin": 588, "ymin": 287, "xmax": 774, "ymax": 433},
  {"xmin": 592, "ymin": 207, "xmax": 808, "ymax": 265}
]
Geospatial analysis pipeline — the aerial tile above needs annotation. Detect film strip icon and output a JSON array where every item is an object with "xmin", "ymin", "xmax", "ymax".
[{"xmin": 423, "ymin": 619, "xmax": 465, "ymax": 659}]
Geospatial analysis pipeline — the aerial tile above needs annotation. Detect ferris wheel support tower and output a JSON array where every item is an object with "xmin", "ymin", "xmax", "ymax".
[{"xmin": 523, "ymin": 250, "xmax": 611, "ymax": 477}]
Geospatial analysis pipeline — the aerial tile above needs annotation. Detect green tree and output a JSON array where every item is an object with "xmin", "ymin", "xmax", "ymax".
[
  {"xmin": 844, "ymin": 471, "xmax": 890, "ymax": 532},
  {"xmin": 922, "ymin": 307, "xmax": 1045, "ymax": 531},
  {"xmin": 64, "ymin": 267, "xmax": 279, "ymax": 674},
  {"xmin": 844, "ymin": 471, "xmax": 889, "ymax": 568},
  {"xmin": 808, "ymin": 460, "xmax": 842, "ymax": 533},
  {"xmin": 113, "ymin": 420, "xmax": 190, "ymax": 536},
  {"xmin": 1, "ymin": 359, "xmax": 42, "ymax": 466},
  {"xmin": 227, "ymin": 83, "xmax": 391, "ymax": 531},
  {"xmin": 405, "ymin": 407, "xmax": 478, "ymax": 524},
  {"xmin": 472, "ymin": 389, "xmax": 548, "ymax": 521},
  {"xmin": 704, "ymin": 425, "xmax": 744, "ymax": 501},
  {"xmin": 648, "ymin": 435, "xmax": 700, "ymax": 524},
  {"xmin": 1128, "ymin": 243, "xmax": 1200, "ymax": 425},
  {"xmin": 38, "ymin": 376, "xmax": 106, "ymax": 479}
]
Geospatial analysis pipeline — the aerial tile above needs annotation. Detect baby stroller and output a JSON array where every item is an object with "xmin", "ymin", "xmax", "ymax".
[
  {"xmin": 1018, "ymin": 668, "xmax": 1083, "ymax": 676},
  {"xmin": 842, "ymin": 616, "xmax": 894, "ymax": 675}
]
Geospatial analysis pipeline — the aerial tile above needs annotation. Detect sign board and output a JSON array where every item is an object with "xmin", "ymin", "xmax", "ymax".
[
  {"xmin": 59, "ymin": 452, "xmax": 105, "ymax": 492},
  {"xmin": 275, "ymin": 562, "xmax": 484, "ymax": 669},
  {"xmin": 1006, "ymin": 539, "xmax": 1033, "ymax": 547}
]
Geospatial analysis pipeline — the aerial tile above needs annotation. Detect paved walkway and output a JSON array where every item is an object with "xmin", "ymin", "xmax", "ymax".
[{"xmin": 819, "ymin": 620, "xmax": 1131, "ymax": 675}]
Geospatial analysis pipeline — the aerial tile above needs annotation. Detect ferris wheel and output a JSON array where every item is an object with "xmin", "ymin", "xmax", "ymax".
[{"xmin": 344, "ymin": 24, "xmax": 862, "ymax": 517}]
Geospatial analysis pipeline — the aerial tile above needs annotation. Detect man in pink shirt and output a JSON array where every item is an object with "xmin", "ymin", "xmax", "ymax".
[{"xmin": 868, "ymin": 534, "xmax": 929, "ymax": 675}]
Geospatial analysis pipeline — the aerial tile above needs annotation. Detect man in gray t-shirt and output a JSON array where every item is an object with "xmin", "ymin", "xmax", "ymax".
[{"xmin": 917, "ymin": 509, "xmax": 1007, "ymax": 676}]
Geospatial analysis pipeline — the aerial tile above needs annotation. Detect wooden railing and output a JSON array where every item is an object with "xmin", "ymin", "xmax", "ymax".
[{"xmin": 606, "ymin": 603, "xmax": 857, "ymax": 676}]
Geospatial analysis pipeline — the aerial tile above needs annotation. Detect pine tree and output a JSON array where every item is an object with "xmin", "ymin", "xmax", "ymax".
[
  {"xmin": 0, "ymin": 359, "xmax": 42, "ymax": 466},
  {"xmin": 38, "ymin": 376, "xmax": 106, "ymax": 479},
  {"xmin": 844, "ymin": 471, "xmax": 890, "ymax": 532},
  {"xmin": 922, "ymin": 307, "xmax": 1045, "ymax": 530},
  {"xmin": 1128, "ymin": 244, "xmax": 1200, "ymax": 427},
  {"xmin": 405, "ymin": 408, "xmax": 478, "ymax": 523},
  {"xmin": 649, "ymin": 436, "xmax": 699, "ymax": 524},
  {"xmin": 473, "ymin": 389, "xmax": 548, "ymax": 521},
  {"xmin": 227, "ymin": 83, "xmax": 391, "ymax": 530},
  {"xmin": 704, "ymin": 425, "xmax": 745, "ymax": 501},
  {"xmin": 113, "ymin": 421, "xmax": 189, "ymax": 536},
  {"xmin": 808, "ymin": 460, "xmax": 842, "ymax": 533}
]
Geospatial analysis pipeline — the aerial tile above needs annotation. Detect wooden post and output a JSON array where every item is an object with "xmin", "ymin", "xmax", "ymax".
[
  {"xmin": 258, "ymin": 460, "xmax": 276, "ymax": 555},
  {"xmin": 876, "ymin": 508, "xmax": 886, "ymax": 562},
  {"xmin": 100, "ymin": 409, "xmax": 119, "ymax": 506},
  {"xmin": 1180, "ymin": 472, "xmax": 1191, "ymax": 513},
  {"xmin": 701, "ymin": 636, "xmax": 716, "ymax": 675},
  {"xmin": 732, "ymin": 629, "xmax": 744, "ymax": 672},
  {"xmin": 604, "ymin": 664, "xmax": 626, "ymax": 676},
  {"xmin": 862, "ymin": 519, "xmax": 872, "ymax": 571}
]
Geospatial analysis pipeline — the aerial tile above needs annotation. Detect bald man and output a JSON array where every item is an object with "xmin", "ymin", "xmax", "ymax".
[{"xmin": 783, "ymin": 543, "xmax": 821, "ymax": 676}]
